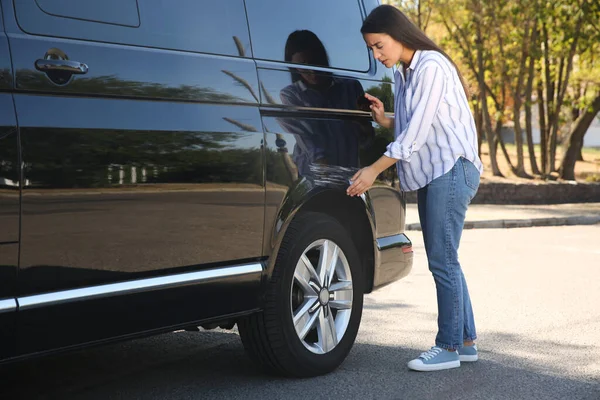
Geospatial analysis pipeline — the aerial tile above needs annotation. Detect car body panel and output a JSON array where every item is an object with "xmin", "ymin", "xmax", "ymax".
[
  {"xmin": 0, "ymin": 0, "xmax": 412, "ymax": 363},
  {"xmin": 0, "ymin": 1, "xmax": 19, "ymax": 360},
  {"xmin": 2, "ymin": 0, "xmax": 265, "ymax": 356}
]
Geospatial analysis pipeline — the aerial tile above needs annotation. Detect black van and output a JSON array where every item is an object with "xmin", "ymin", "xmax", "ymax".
[{"xmin": 0, "ymin": 0, "xmax": 412, "ymax": 377}]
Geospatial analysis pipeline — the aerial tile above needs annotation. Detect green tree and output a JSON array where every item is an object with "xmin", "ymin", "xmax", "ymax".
[{"xmin": 383, "ymin": 0, "xmax": 600, "ymax": 181}]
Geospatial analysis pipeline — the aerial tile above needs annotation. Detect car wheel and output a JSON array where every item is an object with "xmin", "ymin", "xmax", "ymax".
[{"xmin": 238, "ymin": 211, "xmax": 364, "ymax": 377}]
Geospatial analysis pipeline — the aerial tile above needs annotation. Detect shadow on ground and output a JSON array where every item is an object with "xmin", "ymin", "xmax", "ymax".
[{"xmin": 1, "ymin": 329, "xmax": 598, "ymax": 400}]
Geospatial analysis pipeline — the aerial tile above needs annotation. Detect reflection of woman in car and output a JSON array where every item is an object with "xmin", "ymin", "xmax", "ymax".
[
  {"xmin": 278, "ymin": 30, "xmax": 372, "ymax": 176},
  {"xmin": 347, "ymin": 5, "xmax": 483, "ymax": 372}
]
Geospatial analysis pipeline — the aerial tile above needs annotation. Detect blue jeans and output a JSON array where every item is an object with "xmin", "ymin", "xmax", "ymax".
[{"xmin": 417, "ymin": 157, "xmax": 480, "ymax": 350}]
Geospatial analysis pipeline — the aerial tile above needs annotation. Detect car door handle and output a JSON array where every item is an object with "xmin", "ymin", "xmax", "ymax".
[{"xmin": 35, "ymin": 59, "xmax": 88, "ymax": 75}]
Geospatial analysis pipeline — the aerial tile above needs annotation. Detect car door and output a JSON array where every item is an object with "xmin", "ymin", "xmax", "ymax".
[
  {"xmin": 4, "ymin": 0, "xmax": 264, "ymax": 355},
  {"xmin": 0, "ymin": 2, "xmax": 19, "ymax": 360},
  {"xmin": 244, "ymin": 0, "xmax": 403, "ymax": 254}
]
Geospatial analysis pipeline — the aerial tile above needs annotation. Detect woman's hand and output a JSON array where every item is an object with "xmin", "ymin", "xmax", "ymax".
[
  {"xmin": 347, "ymin": 166, "xmax": 378, "ymax": 197},
  {"xmin": 364, "ymin": 93, "xmax": 392, "ymax": 129}
]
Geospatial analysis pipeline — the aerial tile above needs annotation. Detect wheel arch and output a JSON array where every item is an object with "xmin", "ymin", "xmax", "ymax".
[{"xmin": 264, "ymin": 182, "xmax": 377, "ymax": 294}]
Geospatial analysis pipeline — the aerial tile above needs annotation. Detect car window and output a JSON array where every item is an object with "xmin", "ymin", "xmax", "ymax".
[
  {"xmin": 245, "ymin": 0, "xmax": 370, "ymax": 72},
  {"xmin": 35, "ymin": 0, "xmax": 140, "ymax": 27},
  {"xmin": 138, "ymin": 0, "xmax": 251, "ymax": 56},
  {"xmin": 15, "ymin": 0, "xmax": 252, "ymax": 57}
]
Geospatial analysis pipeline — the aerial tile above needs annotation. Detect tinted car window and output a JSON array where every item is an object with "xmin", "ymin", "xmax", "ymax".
[
  {"xmin": 14, "ymin": 1, "xmax": 252, "ymax": 57},
  {"xmin": 246, "ymin": 0, "xmax": 369, "ymax": 72},
  {"xmin": 138, "ymin": 0, "xmax": 251, "ymax": 56},
  {"xmin": 35, "ymin": 0, "xmax": 140, "ymax": 27}
]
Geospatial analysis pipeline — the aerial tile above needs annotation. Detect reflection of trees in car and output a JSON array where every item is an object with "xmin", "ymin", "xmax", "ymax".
[
  {"xmin": 0, "ymin": 127, "xmax": 19, "ymax": 189},
  {"xmin": 362, "ymin": 77, "xmax": 398, "ymax": 186},
  {"xmin": 20, "ymin": 128, "xmax": 262, "ymax": 188},
  {"xmin": 18, "ymin": 64, "xmax": 292, "ymax": 189},
  {"xmin": 277, "ymin": 30, "xmax": 374, "ymax": 176},
  {"xmin": 0, "ymin": 68, "xmax": 11, "ymax": 87},
  {"xmin": 222, "ymin": 36, "xmax": 301, "ymax": 185},
  {"xmin": 366, "ymin": 76, "xmax": 394, "ymax": 113},
  {"xmin": 17, "ymin": 69, "xmax": 268, "ymax": 189},
  {"xmin": 17, "ymin": 69, "xmax": 246, "ymax": 104}
]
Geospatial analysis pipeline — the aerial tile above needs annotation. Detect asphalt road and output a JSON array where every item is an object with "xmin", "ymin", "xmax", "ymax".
[{"xmin": 1, "ymin": 225, "xmax": 599, "ymax": 400}]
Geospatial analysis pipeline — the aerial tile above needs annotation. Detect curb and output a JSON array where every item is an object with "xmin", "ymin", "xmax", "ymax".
[{"xmin": 405, "ymin": 215, "xmax": 600, "ymax": 231}]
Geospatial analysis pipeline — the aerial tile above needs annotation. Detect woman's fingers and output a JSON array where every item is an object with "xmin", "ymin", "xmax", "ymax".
[
  {"xmin": 348, "ymin": 178, "xmax": 361, "ymax": 191},
  {"xmin": 347, "ymin": 180, "xmax": 359, "ymax": 195},
  {"xmin": 370, "ymin": 105, "xmax": 384, "ymax": 123},
  {"xmin": 352, "ymin": 184, "xmax": 367, "ymax": 196},
  {"xmin": 347, "ymin": 180, "xmax": 367, "ymax": 197},
  {"xmin": 366, "ymin": 93, "xmax": 384, "ymax": 123},
  {"xmin": 370, "ymin": 103, "xmax": 382, "ymax": 112},
  {"xmin": 365, "ymin": 93, "xmax": 383, "ymax": 109}
]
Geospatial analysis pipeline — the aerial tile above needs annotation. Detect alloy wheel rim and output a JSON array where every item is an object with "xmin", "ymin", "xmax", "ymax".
[{"xmin": 290, "ymin": 239, "xmax": 353, "ymax": 354}]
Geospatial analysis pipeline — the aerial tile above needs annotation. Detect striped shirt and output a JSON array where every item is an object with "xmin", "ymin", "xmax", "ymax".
[{"xmin": 384, "ymin": 50, "xmax": 483, "ymax": 191}]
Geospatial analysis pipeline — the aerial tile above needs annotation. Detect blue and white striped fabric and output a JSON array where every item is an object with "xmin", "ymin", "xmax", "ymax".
[{"xmin": 384, "ymin": 50, "xmax": 483, "ymax": 192}]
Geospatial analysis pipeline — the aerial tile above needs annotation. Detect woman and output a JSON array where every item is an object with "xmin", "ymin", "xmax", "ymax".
[{"xmin": 347, "ymin": 5, "xmax": 483, "ymax": 372}]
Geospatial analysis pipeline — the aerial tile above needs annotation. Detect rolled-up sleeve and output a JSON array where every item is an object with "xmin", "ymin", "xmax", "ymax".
[{"xmin": 384, "ymin": 65, "xmax": 447, "ymax": 162}]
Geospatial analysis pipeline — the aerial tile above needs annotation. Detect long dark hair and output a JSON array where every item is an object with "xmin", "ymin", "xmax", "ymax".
[
  {"xmin": 284, "ymin": 30, "xmax": 332, "ymax": 84},
  {"xmin": 361, "ymin": 5, "xmax": 470, "ymax": 98}
]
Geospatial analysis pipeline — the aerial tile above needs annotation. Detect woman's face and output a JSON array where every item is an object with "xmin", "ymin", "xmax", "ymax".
[
  {"xmin": 363, "ymin": 33, "xmax": 403, "ymax": 68},
  {"xmin": 291, "ymin": 51, "xmax": 320, "ymax": 86}
]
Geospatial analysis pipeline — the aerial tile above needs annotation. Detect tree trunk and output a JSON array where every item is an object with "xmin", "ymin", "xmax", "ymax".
[
  {"xmin": 511, "ymin": 19, "xmax": 532, "ymax": 178},
  {"xmin": 547, "ymin": 13, "xmax": 582, "ymax": 174},
  {"xmin": 537, "ymin": 62, "xmax": 548, "ymax": 178},
  {"xmin": 525, "ymin": 24, "xmax": 541, "ymax": 176},
  {"xmin": 474, "ymin": 0, "xmax": 503, "ymax": 176},
  {"xmin": 542, "ymin": 23, "xmax": 554, "ymax": 175},
  {"xmin": 491, "ymin": 118, "xmax": 517, "ymax": 174},
  {"xmin": 558, "ymin": 94, "xmax": 600, "ymax": 180},
  {"xmin": 496, "ymin": 124, "xmax": 518, "ymax": 175},
  {"xmin": 481, "ymin": 89, "xmax": 503, "ymax": 176},
  {"xmin": 512, "ymin": 115, "xmax": 528, "ymax": 176},
  {"xmin": 547, "ymin": 53, "xmax": 563, "ymax": 174}
]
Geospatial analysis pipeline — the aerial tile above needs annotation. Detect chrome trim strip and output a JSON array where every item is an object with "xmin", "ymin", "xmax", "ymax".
[
  {"xmin": 0, "ymin": 299, "xmax": 17, "ymax": 314},
  {"xmin": 18, "ymin": 263, "xmax": 263, "ymax": 311},
  {"xmin": 377, "ymin": 234, "xmax": 412, "ymax": 251}
]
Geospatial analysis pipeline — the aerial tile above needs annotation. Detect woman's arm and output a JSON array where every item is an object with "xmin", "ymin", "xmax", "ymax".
[{"xmin": 347, "ymin": 65, "xmax": 447, "ymax": 196}]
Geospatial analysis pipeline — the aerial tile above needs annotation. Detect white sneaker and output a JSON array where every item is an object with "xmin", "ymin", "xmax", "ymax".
[
  {"xmin": 407, "ymin": 346, "xmax": 461, "ymax": 372},
  {"xmin": 458, "ymin": 344, "xmax": 478, "ymax": 362}
]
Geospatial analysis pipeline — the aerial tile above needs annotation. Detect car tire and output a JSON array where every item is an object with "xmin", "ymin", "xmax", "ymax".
[{"xmin": 238, "ymin": 211, "xmax": 364, "ymax": 377}]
